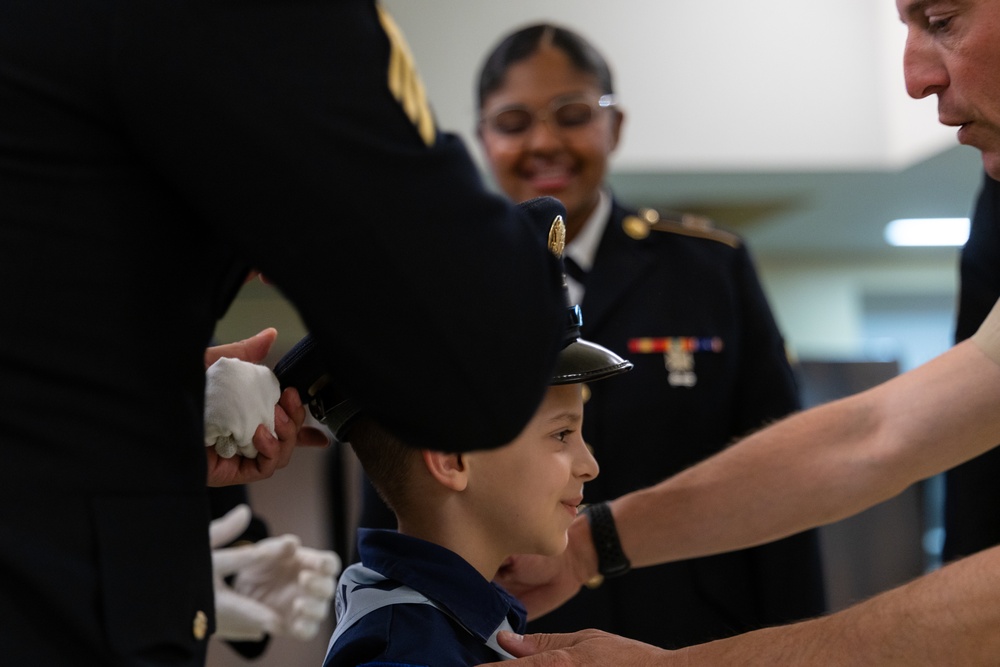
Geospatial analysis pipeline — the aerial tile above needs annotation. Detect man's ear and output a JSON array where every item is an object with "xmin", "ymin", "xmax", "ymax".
[{"xmin": 421, "ymin": 450, "xmax": 468, "ymax": 491}]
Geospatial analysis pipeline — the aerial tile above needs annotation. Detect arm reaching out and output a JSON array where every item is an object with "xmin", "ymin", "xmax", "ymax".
[
  {"xmin": 499, "ymin": 338, "xmax": 1000, "ymax": 618},
  {"xmin": 487, "ymin": 544, "xmax": 1000, "ymax": 666}
]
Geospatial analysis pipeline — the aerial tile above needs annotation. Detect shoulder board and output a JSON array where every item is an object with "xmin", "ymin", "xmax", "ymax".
[{"xmin": 621, "ymin": 208, "xmax": 742, "ymax": 249}]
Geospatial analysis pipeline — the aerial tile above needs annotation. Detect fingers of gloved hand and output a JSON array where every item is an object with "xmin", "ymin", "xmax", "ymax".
[
  {"xmin": 295, "ymin": 546, "xmax": 342, "ymax": 577},
  {"xmin": 293, "ymin": 595, "xmax": 332, "ymax": 623},
  {"xmin": 283, "ymin": 596, "xmax": 332, "ymax": 641},
  {"xmin": 213, "ymin": 587, "xmax": 279, "ymax": 641},
  {"xmin": 220, "ymin": 534, "xmax": 301, "ymax": 583},
  {"xmin": 288, "ymin": 615, "xmax": 323, "ymax": 641},
  {"xmin": 299, "ymin": 568, "xmax": 336, "ymax": 600},
  {"xmin": 248, "ymin": 533, "xmax": 301, "ymax": 565},
  {"xmin": 229, "ymin": 535, "xmax": 306, "ymax": 605},
  {"xmin": 279, "ymin": 576, "xmax": 335, "ymax": 641},
  {"xmin": 236, "ymin": 441, "xmax": 259, "ymax": 459},
  {"xmin": 209, "ymin": 504, "xmax": 253, "ymax": 549},
  {"xmin": 212, "ymin": 540, "xmax": 283, "ymax": 578}
]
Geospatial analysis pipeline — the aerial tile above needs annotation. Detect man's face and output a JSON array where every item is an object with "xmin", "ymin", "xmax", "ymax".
[{"xmin": 898, "ymin": 0, "xmax": 1000, "ymax": 178}]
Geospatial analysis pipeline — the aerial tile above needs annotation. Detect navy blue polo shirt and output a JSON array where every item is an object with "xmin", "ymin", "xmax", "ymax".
[{"xmin": 324, "ymin": 529, "xmax": 527, "ymax": 667}]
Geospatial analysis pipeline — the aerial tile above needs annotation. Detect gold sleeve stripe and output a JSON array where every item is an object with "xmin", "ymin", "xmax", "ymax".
[{"xmin": 376, "ymin": 4, "xmax": 436, "ymax": 146}]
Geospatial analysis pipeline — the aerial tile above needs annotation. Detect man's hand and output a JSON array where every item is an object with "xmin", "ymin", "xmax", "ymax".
[
  {"xmin": 477, "ymin": 630, "xmax": 668, "ymax": 667},
  {"xmin": 494, "ymin": 515, "xmax": 597, "ymax": 620},
  {"xmin": 204, "ymin": 329, "xmax": 330, "ymax": 487},
  {"xmin": 495, "ymin": 553, "xmax": 580, "ymax": 621},
  {"xmin": 205, "ymin": 328, "xmax": 277, "ymax": 368}
]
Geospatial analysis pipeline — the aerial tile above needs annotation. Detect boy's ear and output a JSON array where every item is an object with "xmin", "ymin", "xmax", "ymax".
[{"xmin": 421, "ymin": 450, "xmax": 468, "ymax": 491}]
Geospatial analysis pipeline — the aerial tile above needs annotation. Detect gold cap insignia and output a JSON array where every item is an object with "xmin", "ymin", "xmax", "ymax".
[{"xmin": 547, "ymin": 215, "xmax": 566, "ymax": 257}]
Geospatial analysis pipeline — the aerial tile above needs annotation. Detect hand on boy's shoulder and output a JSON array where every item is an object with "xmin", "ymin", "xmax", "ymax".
[{"xmin": 494, "ymin": 552, "xmax": 580, "ymax": 622}]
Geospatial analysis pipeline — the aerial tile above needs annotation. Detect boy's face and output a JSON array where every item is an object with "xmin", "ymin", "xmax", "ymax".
[{"xmin": 463, "ymin": 383, "xmax": 599, "ymax": 557}]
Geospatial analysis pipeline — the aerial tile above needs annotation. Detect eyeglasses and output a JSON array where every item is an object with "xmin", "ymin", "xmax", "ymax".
[{"xmin": 480, "ymin": 94, "xmax": 617, "ymax": 136}]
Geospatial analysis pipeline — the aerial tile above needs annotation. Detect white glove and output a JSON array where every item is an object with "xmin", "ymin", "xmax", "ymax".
[
  {"xmin": 204, "ymin": 357, "xmax": 280, "ymax": 459},
  {"xmin": 210, "ymin": 504, "xmax": 341, "ymax": 642}
]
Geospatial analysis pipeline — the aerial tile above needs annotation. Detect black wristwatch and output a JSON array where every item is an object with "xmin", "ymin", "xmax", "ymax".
[{"xmin": 583, "ymin": 502, "xmax": 631, "ymax": 587}]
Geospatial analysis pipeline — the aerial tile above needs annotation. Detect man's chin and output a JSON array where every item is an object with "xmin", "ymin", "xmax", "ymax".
[{"xmin": 983, "ymin": 152, "xmax": 1000, "ymax": 181}]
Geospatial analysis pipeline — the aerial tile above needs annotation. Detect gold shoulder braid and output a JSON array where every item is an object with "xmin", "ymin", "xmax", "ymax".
[
  {"xmin": 622, "ymin": 207, "xmax": 741, "ymax": 248},
  {"xmin": 376, "ymin": 5, "xmax": 436, "ymax": 146}
]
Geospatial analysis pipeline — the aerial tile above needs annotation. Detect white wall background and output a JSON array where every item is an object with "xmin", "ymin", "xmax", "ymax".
[
  {"xmin": 759, "ymin": 256, "xmax": 959, "ymax": 359},
  {"xmin": 382, "ymin": 0, "xmax": 956, "ymax": 171}
]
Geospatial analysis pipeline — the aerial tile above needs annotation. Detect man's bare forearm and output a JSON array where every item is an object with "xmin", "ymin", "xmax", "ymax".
[
  {"xmin": 603, "ymin": 340, "xmax": 1000, "ymax": 570},
  {"xmin": 675, "ymin": 545, "xmax": 1000, "ymax": 665}
]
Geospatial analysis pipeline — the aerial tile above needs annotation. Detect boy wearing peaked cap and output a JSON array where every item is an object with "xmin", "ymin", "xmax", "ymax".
[{"xmin": 288, "ymin": 215, "xmax": 632, "ymax": 666}]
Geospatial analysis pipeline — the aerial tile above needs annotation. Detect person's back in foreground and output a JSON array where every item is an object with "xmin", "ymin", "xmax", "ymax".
[{"xmin": 0, "ymin": 2, "xmax": 569, "ymax": 663}]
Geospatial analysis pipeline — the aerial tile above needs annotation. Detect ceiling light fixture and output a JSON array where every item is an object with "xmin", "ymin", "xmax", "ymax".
[{"xmin": 884, "ymin": 217, "xmax": 970, "ymax": 247}]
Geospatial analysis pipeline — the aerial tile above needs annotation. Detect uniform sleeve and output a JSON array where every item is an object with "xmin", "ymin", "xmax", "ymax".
[{"xmin": 113, "ymin": 0, "xmax": 565, "ymax": 450}]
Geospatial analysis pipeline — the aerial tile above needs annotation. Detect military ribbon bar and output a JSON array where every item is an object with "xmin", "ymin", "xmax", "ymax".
[{"xmin": 627, "ymin": 337, "xmax": 724, "ymax": 354}]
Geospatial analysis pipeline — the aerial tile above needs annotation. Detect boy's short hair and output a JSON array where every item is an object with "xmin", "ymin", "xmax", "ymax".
[{"xmin": 349, "ymin": 416, "xmax": 418, "ymax": 516}]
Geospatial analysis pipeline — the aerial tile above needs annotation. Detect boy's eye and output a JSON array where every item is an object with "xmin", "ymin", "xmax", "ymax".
[{"xmin": 555, "ymin": 430, "xmax": 572, "ymax": 442}]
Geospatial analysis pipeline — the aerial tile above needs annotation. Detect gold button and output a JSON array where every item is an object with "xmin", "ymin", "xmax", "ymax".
[
  {"xmin": 622, "ymin": 216, "xmax": 649, "ymax": 240},
  {"xmin": 192, "ymin": 610, "xmax": 208, "ymax": 641},
  {"xmin": 581, "ymin": 383, "xmax": 591, "ymax": 403}
]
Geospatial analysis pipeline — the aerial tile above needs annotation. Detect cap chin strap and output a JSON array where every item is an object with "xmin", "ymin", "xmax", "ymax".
[{"xmin": 320, "ymin": 398, "xmax": 363, "ymax": 443}]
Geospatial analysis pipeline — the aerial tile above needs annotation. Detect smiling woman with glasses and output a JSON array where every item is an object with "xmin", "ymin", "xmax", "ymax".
[{"xmin": 472, "ymin": 24, "xmax": 623, "ymax": 244}]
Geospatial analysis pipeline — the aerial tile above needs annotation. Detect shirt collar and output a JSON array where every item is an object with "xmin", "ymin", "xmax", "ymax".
[
  {"xmin": 356, "ymin": 528, "xmax": 527, "ymax": 639},
  {"xmin": 565, "ymin": 189, "xmax": 610, "ymax": 273}
]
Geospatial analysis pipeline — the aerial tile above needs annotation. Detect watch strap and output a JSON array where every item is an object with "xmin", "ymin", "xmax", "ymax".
[{"xmin": 584, "ymin": 502, "xmax": 631, "ymax": 580}]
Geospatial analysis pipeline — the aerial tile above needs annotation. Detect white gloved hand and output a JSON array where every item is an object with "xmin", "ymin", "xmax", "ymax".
[
  {"xmin": 210, "ymin": 504, "xmax": 280, "ymax": 641},
  {"xmin": 204, "ymin": 357, "xmax": 280, "ymax": 459},
  {"xmin": 210, "ymin": 504, "xmax": 341, "ymax": 642}
]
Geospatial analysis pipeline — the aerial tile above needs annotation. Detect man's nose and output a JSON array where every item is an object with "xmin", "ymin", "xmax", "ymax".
[{"xmin": 902, "ymin": 31, "xmax": 948, "ymax": 100}]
